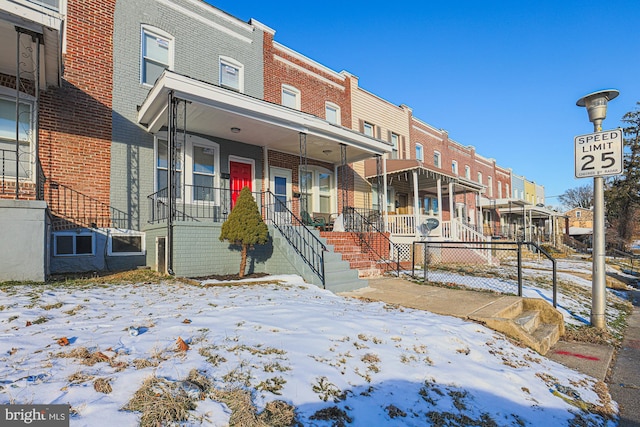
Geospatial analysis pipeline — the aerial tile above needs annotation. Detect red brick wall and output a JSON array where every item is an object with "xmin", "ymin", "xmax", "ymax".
[
  {"xmin": 39, "ymin": 0, "xmax": 114, "ymax": 204},
  {"xmin": 263, "ymin": 32, "xmax": 351, "ymax": 126}
]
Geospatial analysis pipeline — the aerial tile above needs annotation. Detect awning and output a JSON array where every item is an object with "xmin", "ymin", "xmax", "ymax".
[
  {"xmin": 363, "ymin": 158, "xmax": 482, "ymax": 193},
  {"xmin": 569, "ymin": 226, "xmax": 592, "ymax": 236},
  {"xmin": 137, "ymin": 70, "xmax": 393, "ymax": 164}
]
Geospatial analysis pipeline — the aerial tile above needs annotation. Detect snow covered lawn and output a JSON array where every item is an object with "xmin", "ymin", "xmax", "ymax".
[{"xmin": 0, "ymin": 274, "xmax": 618, "ymax": 426}]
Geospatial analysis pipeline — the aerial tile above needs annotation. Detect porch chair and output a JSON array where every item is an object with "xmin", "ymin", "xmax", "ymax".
[{"xmin": 301, "ymin": 210, "xmax": 326, "ymax": 231}]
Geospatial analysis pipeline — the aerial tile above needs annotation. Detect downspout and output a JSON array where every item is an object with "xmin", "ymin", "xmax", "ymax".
[{"xmin": 167, "ymin": 91, "xmax": 175, "ymax": 275}]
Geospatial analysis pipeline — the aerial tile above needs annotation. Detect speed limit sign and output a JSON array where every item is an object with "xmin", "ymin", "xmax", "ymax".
[{"xmin": 574, "ymin": 128, "xmax": 624, "ymax": 178}]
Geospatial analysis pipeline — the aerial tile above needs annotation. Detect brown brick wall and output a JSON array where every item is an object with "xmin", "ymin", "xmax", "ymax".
[{"xmin": 39, "ymin": 0, "xmax": 114, "ymax": 205}]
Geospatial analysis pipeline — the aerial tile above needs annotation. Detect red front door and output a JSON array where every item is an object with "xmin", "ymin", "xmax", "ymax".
[{"xmin": 230, "ymin": 161, "xmax": 252, "ymax": 207}]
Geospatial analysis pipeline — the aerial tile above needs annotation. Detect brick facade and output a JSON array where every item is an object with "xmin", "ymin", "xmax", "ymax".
[{"xmin": 39, "ymin": 0, "xmax": 114, "ymax": 204}]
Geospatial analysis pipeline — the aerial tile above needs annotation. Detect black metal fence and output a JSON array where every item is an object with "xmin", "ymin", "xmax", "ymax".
[{"xmin": 410, "ymin": 241, "xmax": 557, "ymax": 307}]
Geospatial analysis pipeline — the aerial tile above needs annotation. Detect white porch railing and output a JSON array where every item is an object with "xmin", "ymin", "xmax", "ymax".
[
  {"xmin": 441, "ymin": 219, "xmax": 488, "ymax": 242},
  {"xmin": 386, "ymin": 214, "xmax": 444, "ymax": 236}
]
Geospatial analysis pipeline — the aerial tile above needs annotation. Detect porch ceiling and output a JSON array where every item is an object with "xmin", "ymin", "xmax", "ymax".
[
  {"xmin": 0, "ymin": 4, "xmax": 63, "ymax": 88},
  {"xmin": 137, "ymin": 70, "xmax": 393, "ymax": 165}
]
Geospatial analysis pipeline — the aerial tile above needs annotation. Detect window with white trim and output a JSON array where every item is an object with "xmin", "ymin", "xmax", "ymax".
[
  {"xmin": 219, "ymin": 56, "xmax": 244, "ymax": 92},
  {"xmin": 108, "ymin": 231, "xmax": 145, "ymax": 256},
  {"xmin": 0, "ymin": 94, "xmax": 33, "ymax": 179},
  {"xmin": 498, "ymin": 182, "xmax": 502, "ymax": 199},
  {"xmin": 488, "ymin": 176, "xmax": 493, "ymax": 197},
  {"xmin": 141, "ymin": 26, "xmax": 173, "ymax": 85},
  {"xmin": 299, "ymin": 165, "xmax": 334, "ymax": 215},
  {"xmin": 281, "ymin": 85, "xmax": 300, "ymax": 110},
  {"xmin": 433, "ymin": 151, "xmax": 441, "ymax": 168},
  {"xmin": 391, "ymin": 133, "xmax": 399, "ymax": 159},
  {"xmin": 415, "ymin": 143, "xmax": 423, "ymax": 162},
  {"xmin": 363, "ymin": 122, "xmax": 374, "ymax": 137},
  {"xmin": 452, "ymin": 160, "xmax": 458, "ymax": 175},
  {"xmin": 54, "ymin": 231, "xmax": 95, "ymax": 256},
  {"xmin": 155, "ymin": 134, "xmax": 220, "ymax": 203},
  {"xmin": 576, "ymin": 210, "xmax": 582, "ymax": 219},
  {"xmin": 506, "ymin": 184, "xmax": 510, "ymax": 198},
  {"xmin": 464, "ymin": 165, "xmax": 471, "ymax": 179},
  {"xmin": 477, "ymin": 172, "xmax": 483, "ymax": 184},
  {"xmin": 325, "ymin": 102, "xmax": 340, "ymax": 125}
]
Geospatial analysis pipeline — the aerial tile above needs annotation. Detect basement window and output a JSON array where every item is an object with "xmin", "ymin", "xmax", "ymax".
[
  {"xmin": 53, "ymin": 232, "xmax": 95, "ymax": 256},
  {"xmin": 108, "ymin": 231, "xmax": 145, "ymax": 256}
]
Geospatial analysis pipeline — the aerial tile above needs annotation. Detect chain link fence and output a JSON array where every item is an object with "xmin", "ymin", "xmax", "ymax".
[{"xmin": 409, "ymin": 241, "xmax": 558, "ymax": 307}]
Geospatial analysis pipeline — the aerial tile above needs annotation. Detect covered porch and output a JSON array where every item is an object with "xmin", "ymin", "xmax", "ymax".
[
  {"xmin": 363, "ymin": 159, "xmax": 485, "ymax": 241},
  {"xmin": 137, "ymin": 70, "xmax": 392, "ymax": 277}
]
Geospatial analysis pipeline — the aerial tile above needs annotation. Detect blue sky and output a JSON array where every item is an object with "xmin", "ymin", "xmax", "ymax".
[{"xmin": 208, "ymin": 0, "xmax": 640, "ymax": 208}]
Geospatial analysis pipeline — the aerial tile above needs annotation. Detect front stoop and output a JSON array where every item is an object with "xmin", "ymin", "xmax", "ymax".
[
  {"xmin": 320, "ymin": 231, "xmax": 385, "ymax": 278},
  {"xmin": 468, "ymin": 297, "xmax": 565, "ymax": 355}
]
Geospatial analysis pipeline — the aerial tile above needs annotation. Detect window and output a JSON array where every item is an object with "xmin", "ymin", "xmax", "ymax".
[
  {"xmin": 452, "ymin": 160, "xmax": 458, "ymax": 175},
  {"xmin": 464, "ymin": 165, "xmax": 471, "ymax": 179},
  {"xmin": 477, "ymin": 172, "xmax": 483, "ymax": 184},
  {"xmin": 299, "ymin": 166, "xmax": 334, "ymax": 215},
  {"xmin": 422, "ymin": 196, "xmax": 439, "ymax": 214},
  {"xmin": 141, "ymin": 26, "xmax": 173, "ymax": 85},
  {"xmin": 108, "ymin": 231, "xmax": 145, "ymax": 256},
  {"xmin": 415, "ymin": 143, "xmax": 423, "ymax": 162},
  {"xmin": 433, "ymin": 151, "xmax": 441, "ymax": 168},
  {"xmin": 155, "ymin": 134, "xmax": 220, "ymax": 203},
  {"xmin": 156, "ymin": 138, "xmax": 182, "ymax": 198},
  {"xmin": 0, "ymin": 95, "xmax": 33, "ymax": 179},
  {"xmin": 54, "ymin": 232, "xmax": 94, "ymax": 256},
  {"xmin": 487, "ymin": 176, "xmax": 493, "ymax": 197},
  {"xmin": 506, "ymin": 184, "xmax": 510, "ymax": 198},
  {"xmin": 391, "ymin": 133, "xmax": 399, "ymax": 159},
  {"xmin": 576, "ymin": 210, "xmax": 582, "ymax": 219},
  {"xmin": 219, "ymin": 56, "xmax": 244, "ymax": 92},
  {"xmin": 498, "ymin": 182, "xmax": 502, "ymax": 199},
  {"xmin": 281, "ymin": 85, "xmax": 300, "ymax": 110},
  {"xmin": 325, "ymin": 102, "xmax": 341, "ymax": 125},
  {"xmin": 363, "ymin": 122, "xmax": 374, "ymax": 137}
]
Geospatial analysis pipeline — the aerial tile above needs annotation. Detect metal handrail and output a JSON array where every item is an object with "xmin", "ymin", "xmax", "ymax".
[
  {"xmin": 47, "ymin": 180, "xmax": 129, "ymax": 230},
  {"xmin": 262, "ymin": 191, "xmax": 326, "ymax": 288},
  {"xmin": 343, "ymin": 206, "xmax": 401, "ymax": 276}
]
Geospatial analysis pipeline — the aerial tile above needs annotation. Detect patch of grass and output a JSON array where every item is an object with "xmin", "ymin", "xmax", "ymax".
[
  {"xmin": 309, "ymin": 406, "xmax": 352, "ymax": 427},
  {"xmin": 312, "ymin": 377, "xmax": 344, "ymax": 403},
  {"xmin": 42, "ymin": 302, "xmax": 63, "ymax": 310},
  {"xmin": 211, "ymin": 388, "xmax": 297, "ymax": 427},
  {"xmin": 31, "ymin": 316, "xmax": 48, "ymax": 325},
  {"xmin": 563, "ymin": 325, "xmax": 620, "ymax": 346},
  {"xmin": 93, "ymin": 377, "xmax": 113, "ymax": 394}
]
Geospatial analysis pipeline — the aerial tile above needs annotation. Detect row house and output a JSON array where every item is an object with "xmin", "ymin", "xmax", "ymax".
[{"xmin": 0, "ymin": 0, "xmax": 562, "ymax": 286}]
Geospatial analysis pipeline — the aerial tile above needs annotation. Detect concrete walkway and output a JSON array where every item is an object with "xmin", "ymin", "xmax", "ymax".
[
  {"xmin": 608, "ymin": 289, "xmax": 640, "ymax": 427},
  {"xmin": 340, "ymin": 277, "xmax": 615, "ymax": 381}
]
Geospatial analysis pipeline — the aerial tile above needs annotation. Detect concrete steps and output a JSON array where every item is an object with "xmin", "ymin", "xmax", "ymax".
[{"xmin": 469, "ymin": 297, "xmax": 564, "ymax": 355}]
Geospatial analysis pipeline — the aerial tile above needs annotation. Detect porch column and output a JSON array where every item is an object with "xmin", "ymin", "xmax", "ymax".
[
  {"xmin": 383, "ymin": 156, "xmax": 388, "ymax": 232},
  {"xmin": 376, "ymin": 154, "xmax": 383, "ymax": 229},
  {"xmin": 167, "ymin": 91, "xmax": 177, "ymax": 275},
  {"xmin": 263, "ymin": 146, "xmax": 269, "ymax": 191},
  {"xmin": 449, "ymin": 183, "xmax": 456, "ymax": 239},
  {"xmin": 299, "ymin": 133, "xmax": 308, "ymax": 214},
  {"xmin": 413, "ymin": 169, "xmax": 420, "ymax": 238},
  {"xmin": 437, "ymin": 178, "xmax": 443, "ymax": 227},
  {"xmin": 340, "ymin": 143, "xmax": 347, "ymax": 213}
]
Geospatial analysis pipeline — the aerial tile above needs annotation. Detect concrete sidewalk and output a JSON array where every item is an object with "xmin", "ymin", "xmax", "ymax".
[{"xmin": 340, "ymin": 277, "xmax": 615, "ymax": 381}]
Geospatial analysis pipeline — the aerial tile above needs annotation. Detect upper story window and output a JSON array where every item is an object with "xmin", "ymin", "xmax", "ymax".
[
  {"xmin": 363, "ymin": 122, "xmax": 374, "ymax": 137},
  {"xmin": 506, "ymin": 184, "xmax": 510, "ymax": 198},
  {"xmin": 498, "ymin": 182, "xmax": 503, "ymax": 199},
  {"xmin": 452, "ymin": 160, "xmax": 458, "ymax": 175},
  {"xmin": 415, "ymin": 143, "xmax": 424, "ymax": 162},
  {"xmin": 576, "ymin": 210, "xmax": 582, "ymax": 218},
  {"xmin": 433, "ymin": 151, "xmax": 441, "ymax": 168},
  {"xmin": 477, "ymin": 171, "xmax": 483, "ymax": 184},
  {"xmin": 487, "ymin": 176, "xmax": 493, "ymax": 197},
  {"xmin": 391, "ymin": 133, "xmax": 399, "ymax": 159},
  {"xmin": 219, "ymin": 56, "xmax": 244, "ymax": 92},
  {"xmin": 141, "ymin": 26, "xmax": 173, "ymax": 86},
  {"xmin": 464, "ymin": 165, "xmax": 471, "ymax": 179},
  {"xmin": 325, "ymin": 102, "xmax": 341, "ymax": 125},
  {"xmin": 281, "ymin": 85, "xmax": 301, "ymax": 110}
]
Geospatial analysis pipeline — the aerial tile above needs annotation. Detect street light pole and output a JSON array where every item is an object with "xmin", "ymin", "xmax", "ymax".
[{"xmin": 576, "ymin": 89, "xmax": 619, "ymax": 330}]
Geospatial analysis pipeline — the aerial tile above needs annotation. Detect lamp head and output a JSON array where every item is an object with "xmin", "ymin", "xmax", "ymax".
[{"xmin": 576, "ymin": 89, "xmax": 619, "ymax": 129}]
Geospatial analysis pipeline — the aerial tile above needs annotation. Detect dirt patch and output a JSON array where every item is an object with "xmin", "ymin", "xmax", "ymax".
[{"xmin": 192, "ymin": 272, "xmax": 270, "ymax": 281}]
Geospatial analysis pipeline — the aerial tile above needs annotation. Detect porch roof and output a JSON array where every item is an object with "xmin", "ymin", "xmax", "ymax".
[
  {"xmin": 363, "ymin": 159, "xmax": 484, "ymax": 193},
  {"xmin": 0, "ymin": 2, "xmax": 63, "ymax": 87},
  {"xmin": 480, "ymin": 198, "xmax": 562, "ymax": 218},
  {"xmin": 137, "ymin": 70, "xmax": 393, "ymax": 164}
]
